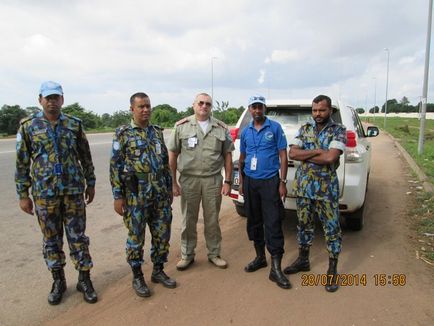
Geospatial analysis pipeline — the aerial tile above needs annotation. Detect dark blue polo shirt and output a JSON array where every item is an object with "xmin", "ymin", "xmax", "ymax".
[{"xmin": 240, "ymin": 117, "xmax": 287, "ymax": 179}]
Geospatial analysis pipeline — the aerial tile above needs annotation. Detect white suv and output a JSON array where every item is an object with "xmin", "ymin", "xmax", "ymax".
[{"xmin": 229, "ymin": 99, "xmax": 379, "ymax": 230}]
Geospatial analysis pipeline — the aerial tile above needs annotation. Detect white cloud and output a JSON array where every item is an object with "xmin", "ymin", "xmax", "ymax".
[
  {"xmin": 265, "ymin": 50, "xmax": 301, "ymax": 64},
  {"xmin": 0, "ymin": 0, "xmax": 432, "ymax": 114},
  {"xmin": 257, "ymin": 69, "xmax": 266, "ymax": 84}
]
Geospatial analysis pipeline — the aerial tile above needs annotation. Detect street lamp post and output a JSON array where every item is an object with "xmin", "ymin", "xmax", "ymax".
[
  {"xmin": 211, "ymin": 56, "xmax": 217, "ymax": 107},
  {"xmin": 373, "ymin": 77, "xmax": 377, "ymax": 121},
  {"xmin": 384, "ymin": 48, "xmax": 390, "ymax": 130},
  {"xmin": 418, "ymin": 0, "xmax": 433, "ymax": 155}
]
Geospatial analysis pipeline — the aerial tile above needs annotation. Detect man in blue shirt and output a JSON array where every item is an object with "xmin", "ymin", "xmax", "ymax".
[{"xmin": 238, "ymin": 95, "xmax": 290, "ymax": 289}]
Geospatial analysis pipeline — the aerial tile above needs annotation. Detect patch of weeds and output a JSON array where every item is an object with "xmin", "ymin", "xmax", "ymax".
[{"xmin": 413, "ymin": 191, "xmax": 434, "ymax": 263}]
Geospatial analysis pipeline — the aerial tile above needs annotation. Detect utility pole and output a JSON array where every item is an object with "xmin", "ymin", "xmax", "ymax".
[
  {"xmin": 384, "ymin": 48, "xmax": 390, "ymax": 130},
  {"xmin": 418, "ymin": 0, "xmax": 433, "ymax": 154}
]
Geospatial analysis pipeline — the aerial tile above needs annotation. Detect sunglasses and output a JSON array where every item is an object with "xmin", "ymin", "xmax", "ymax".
[
  {"xmin": 250, "ymin": 96, "xmax": 265, "ymax": 102},
  {"xmin": 198, "ymin": 101, "xmax": 212, "ymax": 107}
]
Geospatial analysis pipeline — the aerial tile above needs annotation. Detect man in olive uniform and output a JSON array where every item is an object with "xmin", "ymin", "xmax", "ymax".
[
  {"xmin": 168, "ymin": 93, "xmax": 234, "ymax": 271},
  {"xmin": 15, "ymin": 81, "xmax": 97, "ymax": 305},
  {"xmin": 110, "ymin": 92, "xmax": 176, "ymax": 298}
]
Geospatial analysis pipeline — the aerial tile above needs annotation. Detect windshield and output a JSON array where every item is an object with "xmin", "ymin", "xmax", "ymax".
[{"xmin": 267, "ymin": 108, "xmax": 312, "ymax": 126}]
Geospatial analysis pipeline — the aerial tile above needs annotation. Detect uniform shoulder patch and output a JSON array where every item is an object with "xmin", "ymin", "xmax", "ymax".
[
  {"xmin": 175, "ymin": 118, "xmax": 189, "ymax": 126},
  {"xmin": 153, "ymin": 125, "xmax": 163, "ymax": 130},
  {"xmin": 116, "ymin": 124, "xmax": 129, "ymax": 136},
  {"xmin": 64, "ymin": 114, "xmax": 82, "ymax": 123},
  {"xmin": 19, "ymin": 116, "xmax": 32, "ymax": 125},
  {"xmin": 216, "ymin": 120, "xmax": 228, "ymax": 130}
]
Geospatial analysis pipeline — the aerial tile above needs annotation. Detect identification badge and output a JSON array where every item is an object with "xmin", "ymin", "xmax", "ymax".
[
  {"xmin": 250, "ymin": 156, "xmax": 257, "ymax": 170},
  {"xmin": 156, "ymin": 143, "xmax": 161, "ymax": 154},
  {"xmin": 54, "ymin": 163, "xmax": 63, "ymax": 175},
  {"xmin": 135, "ymin": 149, "xmax": 141, "ymax": 156},
  {"xmin": 188, "ymin": 137, "xmax": 197, "ymax": 148}
]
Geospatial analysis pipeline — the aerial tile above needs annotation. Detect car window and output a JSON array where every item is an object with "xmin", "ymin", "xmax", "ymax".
[
  {"xmin": 267, "ymin": 108, "xmax": 311, "ymax": 126},
  {"xmin": 237, "ymin": 105, "xmax": 342, "ymax": 139},
  {"xmin": 350, "ymin": 109, "xmax": 365, "ymax": 137}
]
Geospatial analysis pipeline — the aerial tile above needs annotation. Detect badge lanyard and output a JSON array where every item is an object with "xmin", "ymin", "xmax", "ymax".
[
  {"xmin": 250, "ymin": 128, "xmax": 265, "ymax": 170},
  {"xmin": 46, "ymin": 120, "xmax": 63, "ymax": 175}
]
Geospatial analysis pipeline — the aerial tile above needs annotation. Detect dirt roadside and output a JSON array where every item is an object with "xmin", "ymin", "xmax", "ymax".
[{"xmin": 41, "ymin": 133, "xmax": 434, "ymax": 326}]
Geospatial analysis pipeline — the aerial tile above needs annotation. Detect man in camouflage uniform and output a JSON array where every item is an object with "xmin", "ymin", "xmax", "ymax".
[
  {"xmin": 284, "ymin": 95, "xmax": 346, "ymax": 292},
  {"xmin": 15, "ymin": 81, "xmax": 97, "ymax": 305},
  {"xmin": 168, "ymin": 93, "xmax": 234, "ymax": 271},
  {"xmin": 110, "ymin": 92, "xmax": 175, "ymax": 298}
]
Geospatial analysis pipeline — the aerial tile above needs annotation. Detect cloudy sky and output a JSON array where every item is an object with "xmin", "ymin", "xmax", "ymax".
[{"xmin": 0, "ymin": 0, "xmax": 432, "ymax": 114}]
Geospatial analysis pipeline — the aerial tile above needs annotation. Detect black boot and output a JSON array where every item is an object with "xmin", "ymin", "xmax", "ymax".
[
  {"xmin": 325, "ymin": 258, "xmax": 339, "ymax": 292},
  {"xmin": 48, "ymin": 269, "xmax": 67, "ymax": 305},
  {"xmin": 269, "ymin": 255, "xmax": 291, "ymax": 289},
  {"xmin": 151, "ymin": 264, "xmax": 177, "ymax": 289},
  {"xmin": 245, "ymin": 243, "xmax": 267, "ymax": 272},
  {"xmin": 132, "ymin": 266, "xmax": 151, "ymax": 297},
  {"xmin": 76, "ymin": 270, "xmax": 98, "ymax": 303},
  {"xmin": 283, "ymin": 247, "xmax": 310, "ymax": 274}
]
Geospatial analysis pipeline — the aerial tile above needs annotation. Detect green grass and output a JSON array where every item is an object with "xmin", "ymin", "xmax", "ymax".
[
  {"xmin": 363, "ymin": 116, "xmax": 434, "ymax": 185},
  {"xmin": 362, "ymin": 116, "xmax": 434, "ymax": 264},
  {"xmin": 413, "ymin": 192, "xmax": 434, "ymax": 262}
]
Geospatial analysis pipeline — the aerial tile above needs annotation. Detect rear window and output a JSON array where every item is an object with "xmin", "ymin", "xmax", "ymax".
[
  {"xmin": 267, "ymin": 108, "xmax": 312, "ymax": 126},
  {"xmin": 237, "ymin": 105, "xmax": 342, "ymax": 139},
  {"xmin": 267, "ymin": 106, "xmax": 342, "ymax": 125}
]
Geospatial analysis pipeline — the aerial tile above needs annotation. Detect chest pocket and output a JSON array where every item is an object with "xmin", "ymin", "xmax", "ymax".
[
  {"xmin": 180, "ymin": 132, "xmax": 198, "ymax": 150},
  {"xmin": 31, "ymin": 129, "xmax": 50, "ymax": 152},
  {"xmin": 205, "ymin": 129, "xmax": 226, "ymax": 151}
]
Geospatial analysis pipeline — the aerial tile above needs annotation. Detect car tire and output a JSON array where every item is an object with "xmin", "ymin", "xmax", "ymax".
[
  {"xmin": 235, "ymin": 204, "xmax": 247, "ymax": 217},
  {"xmin": 346, "ymin": 202, "xmax": 365, "ymax": 231}
]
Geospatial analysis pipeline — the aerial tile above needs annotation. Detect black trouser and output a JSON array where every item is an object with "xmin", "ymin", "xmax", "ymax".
[{"xmin": 243, "ymin": 174, "xmax": 284, "ymax": 256}]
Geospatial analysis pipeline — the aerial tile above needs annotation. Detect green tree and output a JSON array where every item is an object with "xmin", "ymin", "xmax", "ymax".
[
  {"xmin": 110, "ymin": 110, "xmax": 131, "ymax": 128},
  {"xmin": 369, "ymin": 106, "xmax": 380, "ymax": 113},
  {"xmin": 0, "ymin": 105, "xmax": 27, "ymax": 135},
  {"xmin": 400, "ymin": 96, "xmax": 410, "ymax": 106},
  {"xmin": 381, "ymin": 99, "xmax": 398, "ymax": 113},
  {"xmin": 356, "ymin": 108, "xmax": 365, "ymax": 114},
  {"xmin": 25, "ymin": 106, "xmax": 41, "ymax": 115},
  {"xmin": 151, "ymin": 104, "xmax": 179, "ymax": 127},
  {"xmin": 62, "ymin": 103, "xmax": 101, "ymax": 129}
]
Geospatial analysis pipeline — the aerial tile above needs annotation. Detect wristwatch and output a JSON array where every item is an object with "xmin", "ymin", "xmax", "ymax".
[
  {"xmin": 224, "ymin": 180, "xmax": 232, "ymax": 185},
  {"xmin": 280, "ymin": 179, "xmax": 287, "ymax": 184}
]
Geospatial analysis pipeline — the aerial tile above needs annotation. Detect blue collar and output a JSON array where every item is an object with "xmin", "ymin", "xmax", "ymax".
[{"xmin": 248, "ymin": 117, "xmax": 271, "ymax": 131}]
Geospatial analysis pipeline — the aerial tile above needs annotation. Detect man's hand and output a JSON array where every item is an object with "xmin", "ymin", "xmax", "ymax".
[
  {"xmin": 85, "ymin": 186, "xmax": 95, "ymax": 205},
  {"xmin": 114, "ymin": 198, "xmax": 126, "ymax": 216},
  {"xmin": 238, "ymin": 183, "xmax": 243, "ymax": 196},
  {"xmin": 279, "ymin": 182, "xmax": 287, "ymax": 202},
  {"xmin": 172, "ymin": 183, "xmax": 181, "ymax": 197},
  {"xmin": 221, "ymin": 183, "xmax": 231, "ymax": 196},
  {"xmin": 19, "ymin": 198, "xmax": 34, "ymax": 215}
]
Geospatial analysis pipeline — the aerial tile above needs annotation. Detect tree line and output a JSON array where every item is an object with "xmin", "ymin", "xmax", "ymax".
[
  {"xmin": 0, "ymin": 101, "xmax": 245, "ymax": 136},
  {"xmin": 356, "ymin": 96, "xmax": 434, "ymax": 114}
]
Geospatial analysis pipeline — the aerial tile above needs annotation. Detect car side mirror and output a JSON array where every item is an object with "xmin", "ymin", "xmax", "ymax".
[{"xmin": 366, "ymin": 126, "xmax": 379, "ymax": 137}]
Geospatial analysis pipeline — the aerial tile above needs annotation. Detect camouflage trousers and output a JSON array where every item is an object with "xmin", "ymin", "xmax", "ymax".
[
  {"xmin": 123, "ymin": 188, "xmax": 172, "ymax": 268},
  {"xmin": 34, "ymin": 194, "xmax": 93, "ymax": 271},
  {"xmin": 296, "ymin": 197, "xmax": 342, "ymax": 259}
]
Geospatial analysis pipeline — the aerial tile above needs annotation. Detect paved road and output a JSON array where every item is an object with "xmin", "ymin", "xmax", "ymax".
[
  {"xmin": 1, "ymin": 132, "xmax": 433, "ymax": 325},
  {"xmin": 0, "ymin": 131, "xmax": 184, "ymax": 326}
]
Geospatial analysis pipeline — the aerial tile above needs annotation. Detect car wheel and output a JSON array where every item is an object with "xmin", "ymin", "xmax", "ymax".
[
  {"xmin": 235, "ymin": 204, "xmax": 246, "ymax": 217},
  {"xmin": 346, "ymin": 202, "xmax": 365, "ymax": 231}
]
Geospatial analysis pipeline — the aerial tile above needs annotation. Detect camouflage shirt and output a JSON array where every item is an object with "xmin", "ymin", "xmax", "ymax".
[
  {"xmin": 15, "ymin": 111, "xmax": 95, "ymax": 199},
  {"xmin": 290, "ymin": 118, "xmax": 346, "ymax": 202},
  {"xmin": 110, "ymin": 120, "xmax": 172, "ymax": 200}
]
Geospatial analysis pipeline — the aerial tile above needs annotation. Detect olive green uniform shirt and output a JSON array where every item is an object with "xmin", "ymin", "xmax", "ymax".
[{"xmin": 168, "ymin": 115, "xmax": 234, "ymax": 176}]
